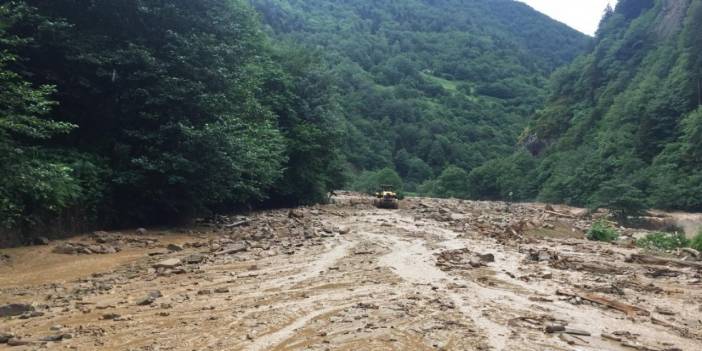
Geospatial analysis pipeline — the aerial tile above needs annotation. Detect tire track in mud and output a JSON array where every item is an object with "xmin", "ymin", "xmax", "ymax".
[
  {"xmin": 238, "ymin": 238, "xmax": 382, "ymax": 350},
  {"xmin": 259, "ymin": 239, "xmax": 353, "ymax": 290},
  {"xmin": 246, "ymin": 304, "xmax": 351, "ymax": 351},
  {"xmin": 373, "ymin": 233, "xmax": 509, "ymax": 350}
]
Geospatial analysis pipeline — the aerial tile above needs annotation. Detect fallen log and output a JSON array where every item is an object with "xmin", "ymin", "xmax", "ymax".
[
  {"xmin": 224, "ymin": 219, "xmax": 249, "ymax": 228},
  {"xmin": 581, "ymin": 293, "xmax": 650, "ymax": 317},
  {"xmin": 551, "ymin": 257, "xmax": 627, "ymax": 275},
  {"xmin": 627, "ymin": 254, "xmax": 702, "ymax": 270},
  {"xmin": 544, "ymin": 210, "xmax": 576, "ymax": 219},
  {"xmin": 545, "ymin": 325, "xmax": 591, "ymax": 336},
  {"xmin": 557, "ymin": 290, "xmax": 649, "ymax": 318}
]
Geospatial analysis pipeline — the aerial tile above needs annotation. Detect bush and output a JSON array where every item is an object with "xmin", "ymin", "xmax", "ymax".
[
  {"xmin": 637, "ymin": 232, "xmax": 689, "ymax": 251},
  {"xmin": 690, "ymin": 231, "xmax": 702, "ymax": 252},
  {"xmin": 433, "ymin": 165, "xmax": 469, "ymax": 199},
  {"xmin": 350, "ymin": 167, "xmax": 403, "ymax": 195},
  {"xmin": 587, "ymin": 220, "xmax": 620, "ymax": 242}
]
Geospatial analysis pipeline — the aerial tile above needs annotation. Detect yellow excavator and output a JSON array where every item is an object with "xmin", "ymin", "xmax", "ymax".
[{"xmin": 373, "ymin": 185, "xmax": 399, "ymax": 209}]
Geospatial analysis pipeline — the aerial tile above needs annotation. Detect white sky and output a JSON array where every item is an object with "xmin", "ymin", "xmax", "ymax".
[{"xmin": 518, "ymin": 0, "xmax": 618, "ymax": 36}]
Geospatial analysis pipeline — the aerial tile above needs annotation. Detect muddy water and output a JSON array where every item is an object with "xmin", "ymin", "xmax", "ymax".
[{"xmin": 1, "ymin": 196, "xmax": 701, "ymax": 350}]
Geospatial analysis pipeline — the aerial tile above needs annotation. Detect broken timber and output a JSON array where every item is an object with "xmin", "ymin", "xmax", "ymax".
[
  {"xmin": 627, "ymin": 254, "xmax": 702, "ymax": 270},
  {"xmin": 557, "ymin": 290, "xmax": 649, "ymax": 318}
]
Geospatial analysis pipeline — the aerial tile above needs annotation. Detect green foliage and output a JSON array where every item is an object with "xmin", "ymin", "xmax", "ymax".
[
  {"xmin": 431, "ymin": 166, "xmax": 469, "ymax": 199},
  {"xmin": 252, "ymin": 0, "xmax": 589, "ymax": 188},
  {"xmin": 351, "ymin": 168, "xmax": 403, "ymax": 195},
  {"xmin": 482, "ymin": 0, "xmax": 702, "ymax": 212},
  {"xmin": 637, "ymin": 231, "xmax": 689, "ymax": 251},
  {"xmin": 0, "ymin": 2, "xmax": 86, "ymax": 231},
  {"xmin": 588, "ymin": 180, "xmax": 648, "ymax": 219},
  {"xmin": 0, "ymin": 0, "xmax": 346, "ymax": 236},
  {"xmin": 466, "ymin": 151, "xmax": 539, "ymax": 201},
  {"xmin": 690, "ymin": 231, "xmax": 702, "ymax": 252},
  {"xmin": 258, "ymin": 45, "xmax": 346, "ymax": 206},
  {"xmin": 587, "ymin": 220, "xmax": 620, "ymax": 242}
]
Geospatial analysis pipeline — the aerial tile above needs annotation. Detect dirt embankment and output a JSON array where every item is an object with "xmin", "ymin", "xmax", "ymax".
[{"xmin": 1, "ymin": 193, "xmax": 701, "ymax": 350}]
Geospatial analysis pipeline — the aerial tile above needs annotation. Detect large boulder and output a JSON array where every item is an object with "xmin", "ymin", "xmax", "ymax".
[
  {"xmin": 0, "ymin": 332, "xmax": 14, "ymax": 343},
  {"xmin": 135, "ymin": 290, "xmax": 162, "ymax": 306},
  {"xmin": 52, "ymin": 243, "xmax": 78, "ymax": 255},
  {"xmin": 33, "ymin": 237, "xmax": 50, "ymax": 245},
  {"xmin": 183, "ymin": 254, "xmax": 206, "ymax": 264},
  {"xmin": 0, "ymin": 304, "xmax": 34, "ymax": 317}
]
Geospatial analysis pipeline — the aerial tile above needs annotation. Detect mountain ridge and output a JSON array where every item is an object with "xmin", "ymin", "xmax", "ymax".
[
  {"xmin": 251, "ymin": 0, "xmax": 591, "ymax": 192},
  {"xmin": 471, "ymin": 0, "xmax": 702, "ymax": 213}
]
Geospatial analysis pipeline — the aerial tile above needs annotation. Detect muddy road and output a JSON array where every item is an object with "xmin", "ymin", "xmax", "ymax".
[{"xmin": 1, "ymin": 194, "xmax": 701, "ymax": 350}]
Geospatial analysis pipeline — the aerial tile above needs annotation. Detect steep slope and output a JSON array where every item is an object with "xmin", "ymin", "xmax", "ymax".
[
  {"xmin": 251, "ymin": 0, "xmax": 590, "ymax": 190},
  {"xmin": 474, "ymin": 0, "xmax": 702, "ymax": 212}
]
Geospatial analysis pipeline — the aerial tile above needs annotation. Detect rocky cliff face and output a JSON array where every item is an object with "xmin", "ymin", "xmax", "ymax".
[{"xmin": 515, "ymin": 0, "xmax": 702, "ymax": 210}]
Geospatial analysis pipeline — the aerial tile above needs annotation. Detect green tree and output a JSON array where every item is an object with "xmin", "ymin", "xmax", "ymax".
[
  {"xmin": 588, "ymin": 180, "xmax": 648, "ymax": 220},
  {"xmin": 488, "ymin": 0, "xmax": 702, "ymax": 213},
  {"xmin": 351, "ymin": 167, "xmax": 403, "ymax": 194},
  {"xmin": 0, "ymin": 1, "xmax": 80, "ymax": 231},
  {"xmin": 251, "ymin": 0, "xmax": 589, "ymax": 191},
  {"xmin": 11, "ymin": 0, "xmax": 289, "ymax": 224},
  {"xmin": 258, "ymin": 45, "xmax": 345, "ymax": 205},
  {"xmin": 434, "ymin": 166, "xmax": 469, "ymax": 198}
]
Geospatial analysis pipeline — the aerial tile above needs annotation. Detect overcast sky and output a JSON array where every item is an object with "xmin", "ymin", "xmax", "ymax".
[{"xmin": 518, "ymin": 0, "xmax": 618, "ymax": 36}]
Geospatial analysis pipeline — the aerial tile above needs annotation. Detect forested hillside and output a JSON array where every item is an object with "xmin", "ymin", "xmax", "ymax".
[
  {"xmin": 251, "ymin": 0, "xmax": 590, "ymax": 192},
  {"xmin": 0, "ymin": 0, "xmax": 592, "ymax": 242},
  {"xmin": 470, "ymin": 0, "xmax": 702, "ymax": 214},
  {"xmin": 0, "ymin": 0, "xmax": 344, "ymax": 241}
]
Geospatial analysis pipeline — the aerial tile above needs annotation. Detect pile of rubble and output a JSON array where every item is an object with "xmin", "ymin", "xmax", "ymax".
[
  {"xmin": 53, "ymin": 242, "xmax": 121, "ymax": 255},
  {"xmin": 1, "ymin": 193, "xmax": 700, "ymax": 350},
  {"xmin": 436, "ymin": 248, "xmax": 494, "ymax": 270},
  {"xmin": 51, "ymin": 231, "xmax": 166, "ymax": 255}
]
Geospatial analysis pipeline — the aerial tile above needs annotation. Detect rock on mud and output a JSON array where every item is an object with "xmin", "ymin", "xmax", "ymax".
[
  {"xmin": 39, "ymin": 334, "xmax": 72, "ymax": 342},
  {"xmin": 6, "ymin": 338, "xmax": 33, "ymax": 346},
  {"xmin": 215, "ymin": 242, "xmax": 247, "ymax": 256},
  {"xmin": 33, "ymin": 236, "xmax": 50, "ymax": 245},
  {"xmin": 153, "ymin": 258, "xmax": 181, "ymax": 269},
  {"xmin": 136, "ymin": 290, "xmax": 162, "ymax": 306},
  {"xmin": 52, "ymin": 242, "xmax": 119, "ymax": 255},
  {"xmin": 0, "ymin": 332, "xmax": 14, "ymax": 343},
  {"xmin": 101, "ymin": 313, "xmax": 121, "ymax": 320},
  {"xmin": 183, "ymin": 253, "xmax": 206, "ymax": 264},
  {"xmin": 436, "ymin": 248, "xmax": 495, "ymax": 269},
  {"xmin": 167, "ymin": 244, "xmax": 184, "ymax": 252},
  {"xmin": 680, "ymin": 248, "xmax": 700, "ymax": 261},
  {"xmin": 527, "ymin": 248, "xmax": 557, "ymax": 262},
  {"xmin": 0, "ymin": 303, "xmax": 34, "ymax": 317}
]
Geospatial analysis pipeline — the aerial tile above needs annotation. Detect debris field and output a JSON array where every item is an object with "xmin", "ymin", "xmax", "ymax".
[{"xmin": 1, "ymin": 193, "xmax": 701, "ymax": 350}]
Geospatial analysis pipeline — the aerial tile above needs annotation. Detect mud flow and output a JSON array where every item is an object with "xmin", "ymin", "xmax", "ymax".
[{"xmin": 1, "ymin": 193, "xmax": 701, "ymax": 350}]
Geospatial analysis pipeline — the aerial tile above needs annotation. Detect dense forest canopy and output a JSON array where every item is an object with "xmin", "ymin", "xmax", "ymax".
[
  {"xmin": 3, "ymin": 0, "xmax": 699, "ymax": 244},
  {"xmin": 0, "ymin": 0, "xmax": 344, "ymax": 241},
  {"xmin": 0, "ymin": 0, "xmax": 589, "ymax": 242},
  {"xmin": 470, "ymin": 0, "xmax": 702, "ymax": 215},
  {"xmin": 250, "ymin": 0, "xmax": 590, "ymax": 192}
]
